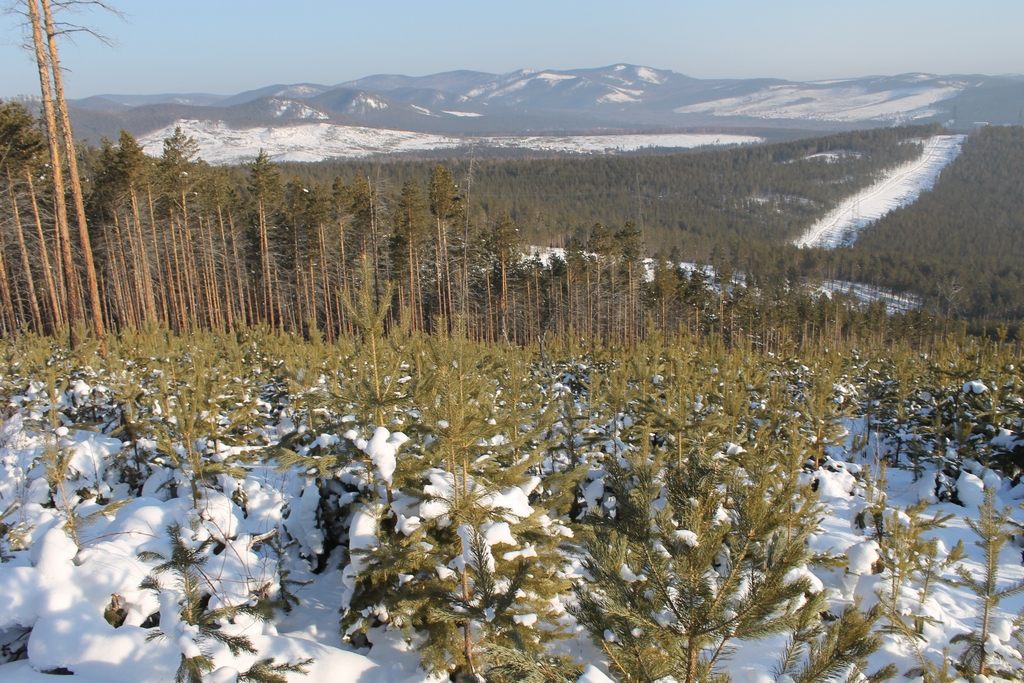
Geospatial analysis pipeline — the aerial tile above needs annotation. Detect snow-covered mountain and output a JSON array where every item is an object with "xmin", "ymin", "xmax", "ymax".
[
  {"xmin": 331, "ymin": 65, "xmax": 1002, "ymax": 126},
  {"xmin": 67, "ymin": 65, "xmax": 1024, "ymax": 152}
]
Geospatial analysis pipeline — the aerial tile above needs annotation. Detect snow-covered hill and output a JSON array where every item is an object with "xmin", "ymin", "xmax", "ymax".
[
  {"xmin": 674, "ymin": 77, "xmax": 963, "ymax": 123},
  {"xmin": 340, "ymin": 66, "xmax": 973, "ymax": 124}
]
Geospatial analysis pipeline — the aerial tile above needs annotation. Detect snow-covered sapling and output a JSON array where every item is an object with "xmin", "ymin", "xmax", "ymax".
[
  {"xmin": 946, "ymin": 489, "xmax": 1024, "ymax": 679},
  {"xmin": 571, "ymin": 436, "xmax": 873, "ymax": 683},
  {"xmin": 139, "ymin": 522, "xmax": 308, "ymax": 683}
]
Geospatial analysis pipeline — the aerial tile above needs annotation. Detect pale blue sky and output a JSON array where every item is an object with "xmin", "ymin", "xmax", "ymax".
[{"xmin": 1, "ymin": 0, "xmax": 1022, "ymax": 98}]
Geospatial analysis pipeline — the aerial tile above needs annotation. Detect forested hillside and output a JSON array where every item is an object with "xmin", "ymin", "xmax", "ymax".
[
  {"xmin": 749, "ymin": 126, "xmax": 1024, "ymax": 324},
  {"xmin": 280, "ymin": 126, "xmax": 935, "ymax": 253},
  {"xmin": 1, "ymin": 101, "xmax": 948, "ymax": 345},
  {"xmin": 8, "ymin": 85, "xmax": 1024, "ymax": 343},
  {"xmin": 840, "ymin": 126, "xmax": 1024, "ymax": 321}
]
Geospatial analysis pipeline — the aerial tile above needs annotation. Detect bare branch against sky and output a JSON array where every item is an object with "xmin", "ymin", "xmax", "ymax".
[{"xmin": 3, "ymin": 0, "xmax": 124, "ymax": 52}]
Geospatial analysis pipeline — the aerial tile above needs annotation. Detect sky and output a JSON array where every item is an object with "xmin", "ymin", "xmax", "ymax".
[{"xmin": 1, "ymin": 0, "xmax": 1022, "ymax": 99}]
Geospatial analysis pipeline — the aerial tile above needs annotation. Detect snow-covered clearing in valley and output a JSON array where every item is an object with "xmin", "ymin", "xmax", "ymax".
[
  {"xmin": 138, "ymin": 120, "xmax": 762, "ymax": 164},
  {"xmin": 794, "ymin": 135, "xmax": 965, "ymax": 249},
  {"xmin": 485, "ymin": 132, "xmax": 760, "ymax": 154},
  {"xmin": 139, "ymin": 121, "xmax": 463, "ymax": 164},
  {"xmin": 530, "ymin": 246, "xmax": 921, "ymax": 311},
  {"xmin": 818, "ymin": 279, "xmax": 923, "ymax": 314}
]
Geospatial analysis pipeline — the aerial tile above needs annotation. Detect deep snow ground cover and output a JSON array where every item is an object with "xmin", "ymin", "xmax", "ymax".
[
  {"xmin": 794, "ymin": 135, "xmax": 965, "ymax": 249},
  {"xmin": 0, "ymin": 330, "xmax": 1022, "ymax": 683}
]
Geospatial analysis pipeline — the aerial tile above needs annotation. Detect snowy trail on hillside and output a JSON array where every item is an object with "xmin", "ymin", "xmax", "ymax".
[{"xmin": 794, "ymin": 135, "xmax": 965, "ymax": 249}]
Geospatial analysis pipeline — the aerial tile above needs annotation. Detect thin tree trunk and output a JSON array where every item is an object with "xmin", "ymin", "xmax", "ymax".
[
  {"xmin": 337, "ymin": 213, "xmax": 348, "ymax": 333},
  {"xmin": 293, "ymin": 215, "xmax": 304, "ymax": 335},
  {"xmin": 369, "ymin": 179, "xmax": 381, "ymax": 307},
  {"xmin": 258, "ymin": 199, "xmax": 274, "ymax": 327},
  {"xmin": 404, "ymin": 237, "xmax": 415, "ymax": 333},
  {"xmin": 227, "ymin": 210, "xmax": 247, "ymax": 327},
  {"xmin": 146, "ymin": 186, "xmax": 169, "ymax": 325},
  {"xmin": 121, "ymin": 207, "xmax": 146, "ymax": 325},
  {"xmin": 0, "ymin": 229, "xmax": 19, "ymax": 333},
  {"xmin": 8, "ymin": 169, "xmax": 43, "ymax": 332},
  {"xmin": 41, "ymin": 0, "xmax": 104, "ymax": 347},
  {"xmin": 103, "ymin": 217, "xmax": 129, "ymax": 329},
  {"xmin": 215, "ymin": 204, "xmax": 234, "ymax": 331},
  {"xmin": 167, "ymin": 206, "xmax": 186, "ymax": 331},
  {"xmin": 129, "ymin": 184, "xmax": 157, "ymax": 320},
  {"xmin": 317, "ymin": 222, "xmax": 333, "ymax": 341},
  {"xmin": 25, "ymin": 169, "xmax": 61, "ymax": 332},
  {"xmin": 199, "ymin": 213, "xmax": 215, "ymax": 328},
  {"xmin": 411, "ymin": 246, "xmax": 421, "ymax": 333},
  {"xmin": 28, "ymin": 0, "xmax": 80, "ymax": 344},
  {"xmin": 110, "ymin": 211, "xmax": 136, "ymax": 328}
]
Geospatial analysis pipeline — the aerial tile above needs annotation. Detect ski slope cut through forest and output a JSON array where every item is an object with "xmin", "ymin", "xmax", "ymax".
[
  {"xmin": 137, "ymin": 120, "xmax": 762, "ymax": 164},
  {"xmin": 794, "ymin": 135, "xmax": 965, "ymax": 249}
]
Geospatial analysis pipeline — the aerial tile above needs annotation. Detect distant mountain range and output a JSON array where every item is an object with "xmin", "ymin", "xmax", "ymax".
[{"xmin": 66, "ymin": 64, "xmax": 1024, "ymax": 149}]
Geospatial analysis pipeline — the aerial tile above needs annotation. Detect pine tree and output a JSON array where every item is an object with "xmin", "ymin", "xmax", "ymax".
[
  {"xmin": 392, "ymin": 179, "xmax": 430, "ymax": 332},
  {"xmin": 342, "ymin": 323, "xmax": 571, "ymax": 680},
  {"xmin": 946, "ymin": 489, "xmax": 1024, "ymax": 678},
  {"xmin": 139, "ymin": 522, "xmax": 310, "ymax": 683},
  {"xmin": 248, "ymin": 150, "xmax": 283, "ymax": 328},
  {"xmin": 571, "ymin": 428, "xmax": 886, "ymax": 683},
  {"xmin": 149, "ymin": 348, "xmax": 260, "ymax": 508},
  {"xmin": 428, "ymin": 164, "xmax": 463, "ymax": 326},
  {"xmin": 488, "ymin": 212, "xmax": 521, "ymax": 339}
]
